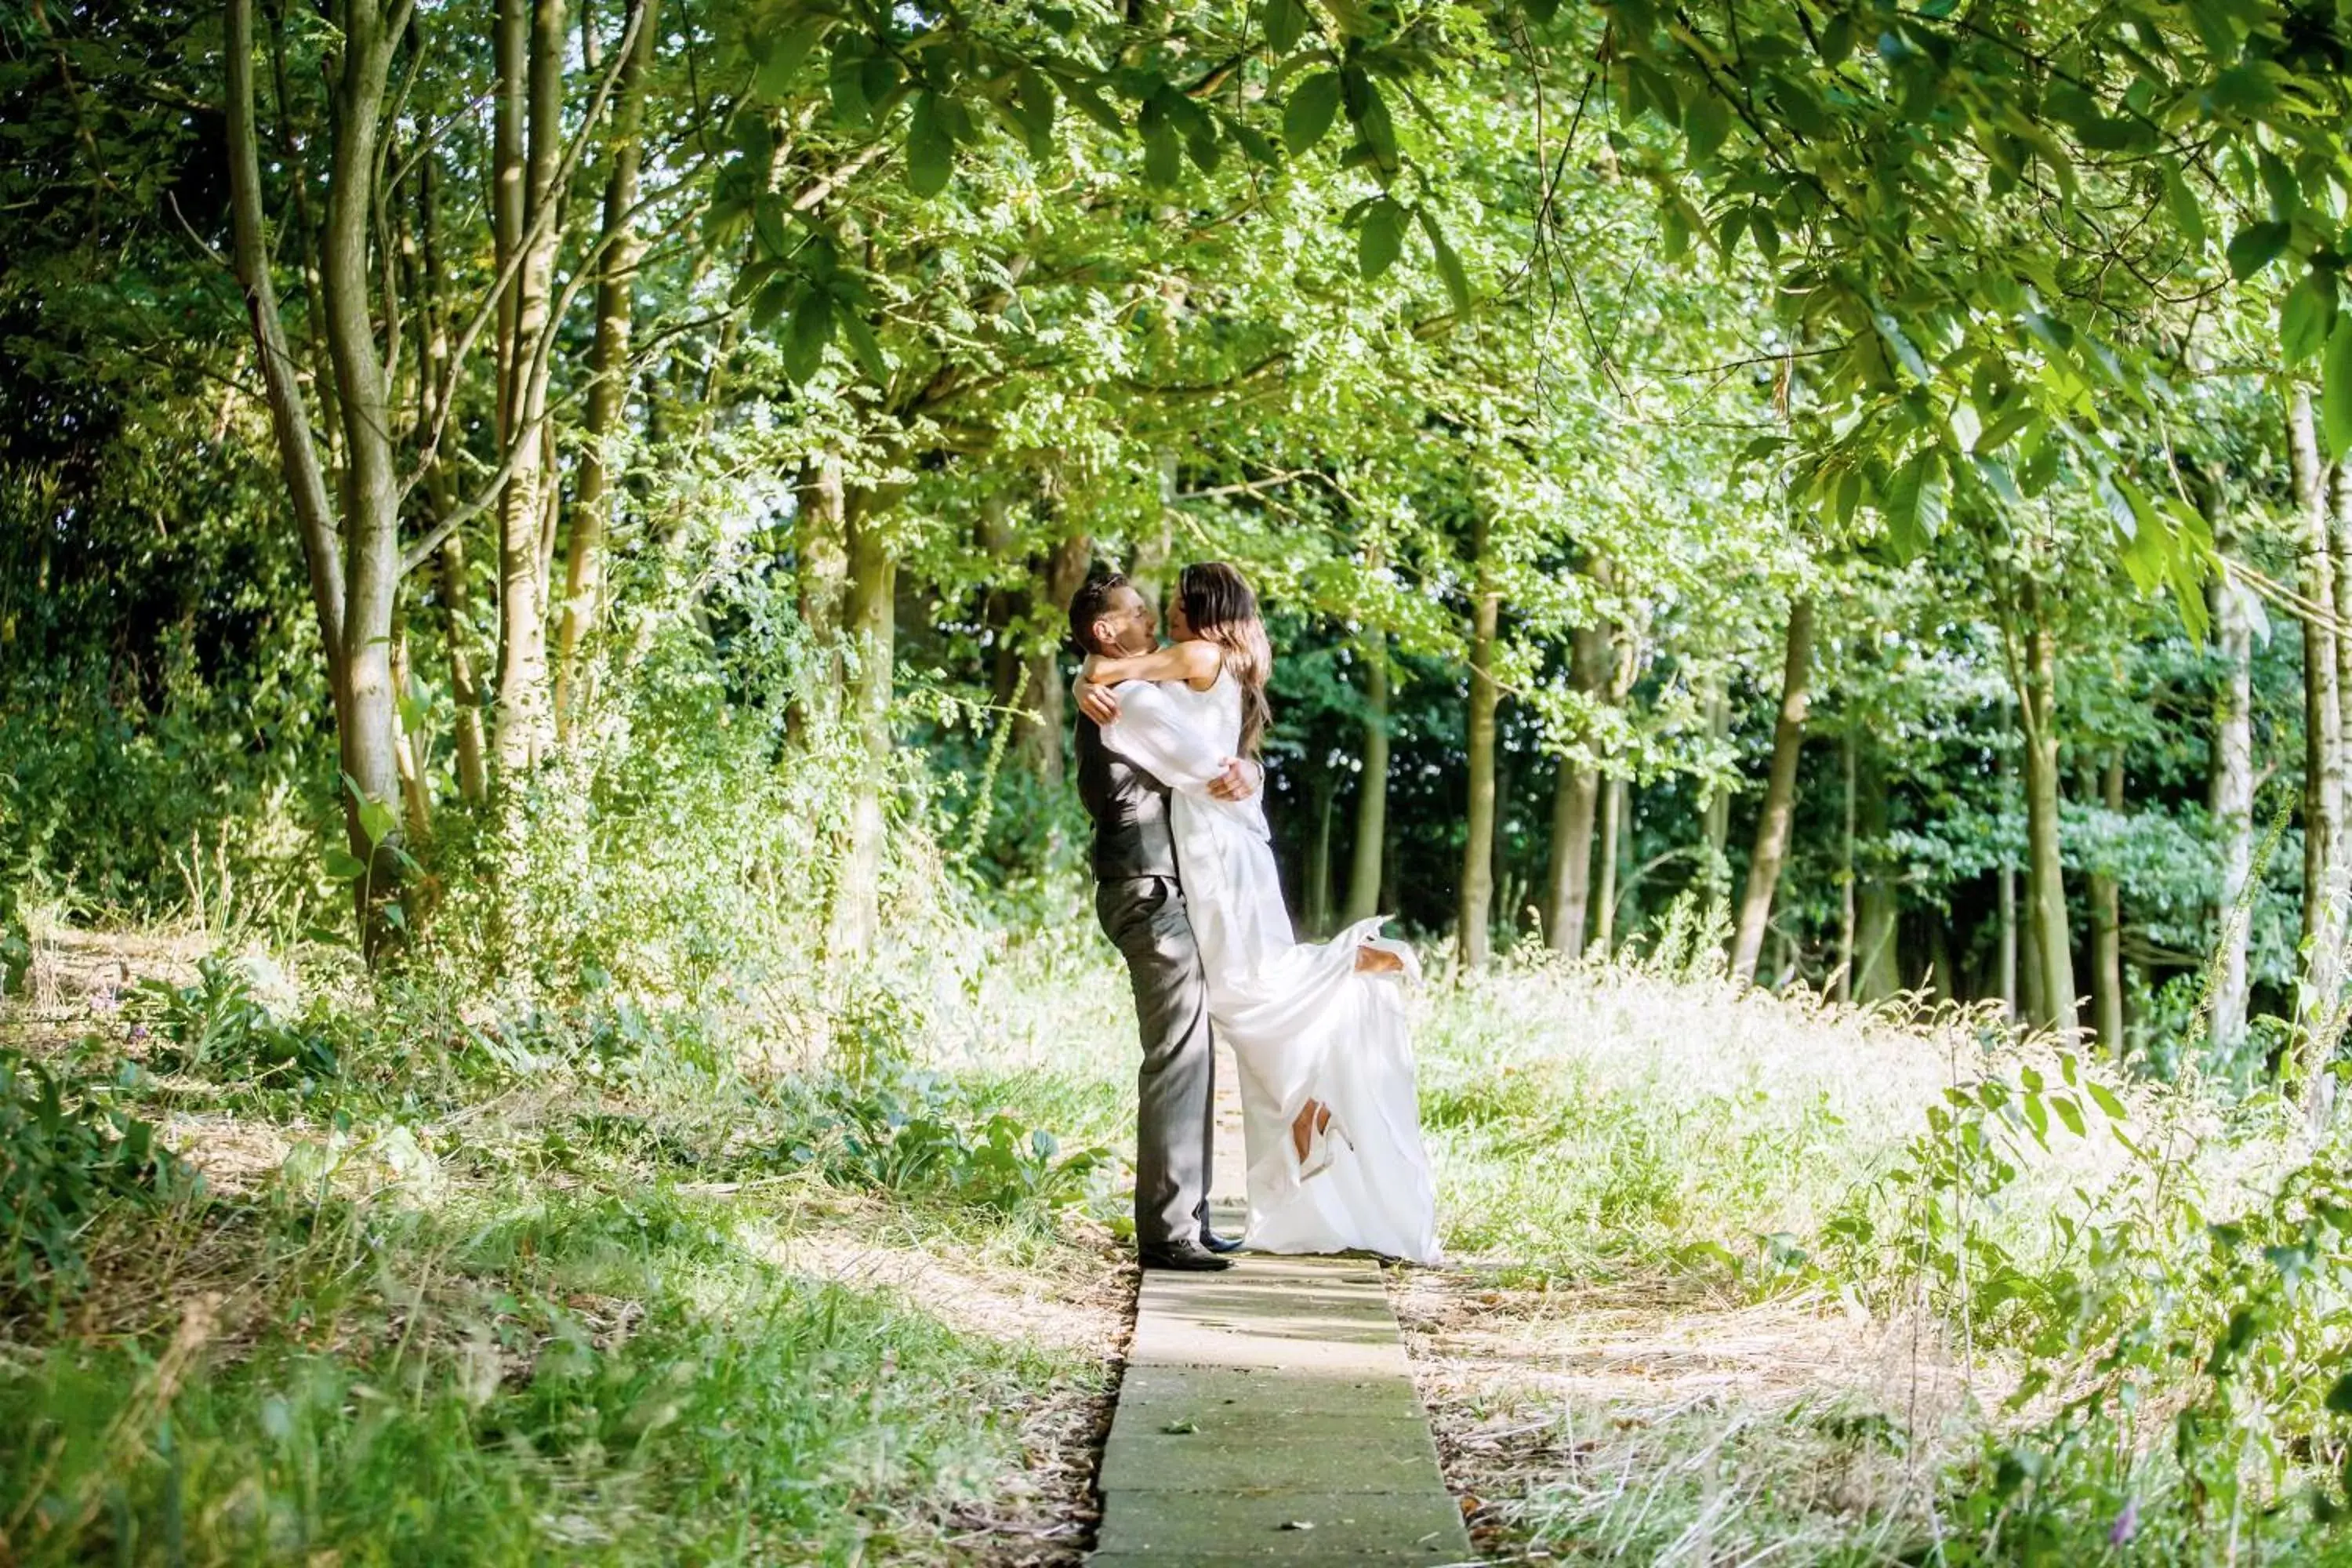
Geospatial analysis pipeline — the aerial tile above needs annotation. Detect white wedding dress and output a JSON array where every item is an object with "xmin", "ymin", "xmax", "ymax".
[{"xmin": 1103, "ymin": 672, "xmax": 1442, "ymax": 1264}]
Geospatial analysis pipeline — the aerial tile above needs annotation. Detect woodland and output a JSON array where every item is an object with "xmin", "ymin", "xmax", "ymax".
[{"xmin": 8, "ymin": 0, "xmax": 2352, "ymax": 1563}]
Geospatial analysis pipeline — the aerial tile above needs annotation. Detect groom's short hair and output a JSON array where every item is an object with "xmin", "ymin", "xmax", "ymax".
[{"xmin": 1067, "ymin": 568, "xmax": 1130, "ymax": 656}]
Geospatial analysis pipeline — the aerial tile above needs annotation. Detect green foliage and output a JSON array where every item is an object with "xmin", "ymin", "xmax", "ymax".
[
  {"xmin": 1, "ymin": 1047, "xmax": 193, "ymax": 1294},
  {"xmin": 792, "ymin": 1068, "xmax": 1112, "ymax": 1215},
  {"xmin": 133, "ymin": 958, "xmax": 339, "ymax": 1087}
]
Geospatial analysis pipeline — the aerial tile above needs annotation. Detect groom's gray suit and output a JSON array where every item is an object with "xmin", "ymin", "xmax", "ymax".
[{"xmin": 1076, "ymin": 712, "xmax": 1216, "ymax": 1252}]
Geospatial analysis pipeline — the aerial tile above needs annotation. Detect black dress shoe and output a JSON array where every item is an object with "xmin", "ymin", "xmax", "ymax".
[
  {"xmin": 1199, "ymin": 1230, "xmax": 1243, "ymax": 1254},
  {"xmin": 1140, "ymin": 1240, "xmax": 1232, "ymax": 1272}
]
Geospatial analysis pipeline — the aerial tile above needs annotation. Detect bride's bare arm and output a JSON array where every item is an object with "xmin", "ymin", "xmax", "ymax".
[{"xmin": 1082, "ymin": 640, "xmax": 1221, "ymax": 688}]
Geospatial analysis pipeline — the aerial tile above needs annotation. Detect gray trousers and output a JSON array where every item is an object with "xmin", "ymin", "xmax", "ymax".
[{"xmin": 1096, "ymin": 875, "xmax": 1215, "ymax": 1249}]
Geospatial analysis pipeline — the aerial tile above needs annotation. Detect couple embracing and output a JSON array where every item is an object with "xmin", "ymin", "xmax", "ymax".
[{"xmin": 1068, "ymin": 562, "xmax": 1440, "ymax": 1272}]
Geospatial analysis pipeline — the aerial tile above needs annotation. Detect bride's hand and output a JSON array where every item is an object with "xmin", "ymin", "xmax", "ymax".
[
  {"xmin": 1205, "ymin": 757, "xmax": 1261, "ymax": 801},
  {"xmin": 1075, "ymin": 677, "xmax": 1120, "ymax": 726}
]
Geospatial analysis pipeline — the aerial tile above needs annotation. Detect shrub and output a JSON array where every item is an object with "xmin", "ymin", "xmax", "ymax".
[
  {"xmin": 133, "ymin": 956, "xmax": 339, "ymax": 1087},
  {"xmin": 1, "ymin": 1046, "xmax": 195, "ymax": 1292}
]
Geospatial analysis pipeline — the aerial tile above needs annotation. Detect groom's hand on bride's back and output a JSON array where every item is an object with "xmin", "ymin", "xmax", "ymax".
[{"xmin": 1206, "ymin": 758, "xmax": 1261, "ymax": 801}]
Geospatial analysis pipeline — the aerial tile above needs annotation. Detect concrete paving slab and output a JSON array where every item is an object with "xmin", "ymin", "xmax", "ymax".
[
  {"xmin": 1093, "ymin": 1486, "xmax": 1469, "ymax": 1559},
  {"xmin": 1087, "ymin": 1044, "xmax": 1468, "ymax": 1564},
  {"xmin": 1098, "ymin": 1426, "xmax": 1443, "ymax": 1493}
]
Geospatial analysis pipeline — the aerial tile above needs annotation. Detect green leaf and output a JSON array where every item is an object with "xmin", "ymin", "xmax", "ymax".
[
  {"xmin": 1284, "ymin": 71, "xmax": 1343, "ymax": 158},
  {"xmin": 2322, "ymin": 318, "xmax": 2352, "ymax": 464},
  {"xmin": 2161, "ymin": 165, "xmax": 2207, "ymax": 252},
  {"xmin": 2050, "ymin": 1094, "xmax": 2085, "ymax": 1138},
  {"xmin": 1261, "ymin": 0, "xmax": 1307, "ymax": 55},
  {"xmin": 1418, "ymin": 207, "xmax": 1471, "ymax": 314},
  {"xmin": 907, "ymin": 93, "xmax": 954, "ymax": 196},
  {"xmin": 837, "ymin": 309, "xmax": 887, "ymax": 382},
  {"xmin": 755, "ymin": 19, "xmax": 830, "ymax": 100},
  {"xmin": 2225, "ymin": 220, "xmax": 2292, "ymax": 281},
  {"xmin": 2326, "ymin": 1374, "xmax": 2352, "ymax": 1415},
  {"xmin": 1683, "ymin": 91, "xmax": 1730, "ymax": 162},
  {"xmin": 2281, "ymin": 270, "xmax": 2337, "ymax": 365},
  {"xmin": 782, "ymin": 289, "xmax": 835, "ymax": 382},
  {"xmin": 1883, "ymin": 448, "xmax": 1944, "ymax": 557},
  {"xmin": 1871, "ymin": 310, "xmax": 1931, "ymax": 383},
  {"xmin": 1061, "ymin": 82, "xmax": 1127, "ymax": 136},
  {"xmin": 322, "ymin": 847, "xmax": 368, "ymax": 883},
  {"xmin": 1358, "ymin": 197, "xmax": 1406, "ymax": 279},
  {"xmin": 354, "ymin": 793, "xmax": 396, "ymax": 850},
  {"xmin": 1142, "ymin": 120, "xmax": 1181, "ymax": 186}
]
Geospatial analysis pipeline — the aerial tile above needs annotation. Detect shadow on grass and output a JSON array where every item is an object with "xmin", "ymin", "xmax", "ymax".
[{"xmin": 1, "ymin": 1177, "xmax": 1120, "ymax": 1566}]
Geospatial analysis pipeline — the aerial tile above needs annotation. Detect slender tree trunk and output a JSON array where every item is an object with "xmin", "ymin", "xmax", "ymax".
[
  {"xmin": 411, "ymin": 156, "xmax": 488, "ymax": 804},
  {"xmin": 491, "ymin": 0, "xmax": 566, "ymax": 775},
  {"xmin": 2336, "ymin": 458, "xmax": 2352, "ymax": 793},
  {"xmin": 1344, "ymin": 637, "xmax": 1391, "ymax": 924},
  {"xmin": 2211, "ymin": 528, "xmax": 2256, "ymax": 1063},
  {"xmin": 1018, "ymin": 532, "xmax": 1091, "ymax": 786},
  {"xmin": 1835, "ymin": 730, "xmax": 1857, "ymax": 1001},
  {"xmin": 1731, "ymin": 596, "xmax": 1816, "ymax": 982},
  {"xmin": 1459, "ymin": 511, "xmax": 1501, "ymax": 969},
  {"xmin": 827, "ymin": 499, "xmax": 894, "ymax": 960},
  {"xmin": 2091, "ymin": 750, "xmax": 2126, "ymax": 1054},
  {"xmin": 1595, "ymin": 774, "xmax": 1626, "ymax": 953},
  {"xmin": 555, "ymin": 0, "xmax": 658, "ymax": 741},
  {"xmin": 791, "ymin": 455, "xmax": 850, "ymax": 738},
  {"xmin": 2290, "ymin": 389, "xmax": 2346, "ymax": 1119},
  {"xmin": 1543, "ymin": 619, "xmax": 1611, "ymax": 953},
  {"xmin": 1854, "ymin": 750, "xmax": 1898, "ymax": 1001},
  {"xmin": 2015, "ymin": 581, "xmax": 2078, "ymax": 1036},
  {"xmin": 1701, "ymin": 677, "xmax": 1732, "ymax": 900},
  {"xmin": 230, "ymin": 0, "xmax": 408, "ymax": 957},
  {"xmin": 1305, "ymin": 777, "xmax": 1336, "ymax": 937},
  {"xmin": 1998, "ymin": 853, "xmax": 2018, "ymax": 1021},
  {"xmin": 390, "ymin": 625, "xmax": 432, "ymax": 840}
]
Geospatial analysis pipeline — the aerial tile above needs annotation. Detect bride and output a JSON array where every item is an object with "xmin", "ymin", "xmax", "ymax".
[{"xmin": 1077, "ymin": 562, "xmax": 1441, "ymax": 1265}]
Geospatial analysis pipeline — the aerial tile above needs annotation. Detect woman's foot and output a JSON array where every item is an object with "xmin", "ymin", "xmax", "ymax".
[
  {"xmin": 1292, "ymin": 1099, "xmax": 1348, "ymax": 1179},
  {"xmin": 1291, "ymin": 1099, "xmax": 1330, "ymax": 1162},
  {"xmin": 1354, "ymin": 946, "xmax": 1404, "ymax": 975}
]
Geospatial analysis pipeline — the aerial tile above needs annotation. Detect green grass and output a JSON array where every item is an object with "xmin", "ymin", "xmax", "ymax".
[{"xmin": 2, "ymin": 1172, "xmax": 1099, "ymax": 1566}]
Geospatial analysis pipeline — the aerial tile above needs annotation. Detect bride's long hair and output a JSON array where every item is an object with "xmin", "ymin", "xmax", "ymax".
[{"xmin": 1177, "ymin": 561, "xmax": 1272, "ymax": 757}]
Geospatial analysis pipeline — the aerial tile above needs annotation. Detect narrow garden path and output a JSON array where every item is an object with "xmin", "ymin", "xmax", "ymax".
[{"xmin": 1087, "ymin": 1049, "xmax": 1472, "ymax": 1563}]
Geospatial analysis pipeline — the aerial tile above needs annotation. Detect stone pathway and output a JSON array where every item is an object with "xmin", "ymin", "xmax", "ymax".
[{"xmin": 1089, "ymin": 1048, "xmax": 1472, "ymax": 1564}]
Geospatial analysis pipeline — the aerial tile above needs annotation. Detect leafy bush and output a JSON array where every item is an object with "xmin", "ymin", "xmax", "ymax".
[
  {"xmin": 133, "ymin": 957, "xmax": 339, "ymax": 1087},
  {"xmin": 788, "ymin": 1069, "xmax": 1111, "ymax": 1214},
  {"xmin": 2, "ymin": 1047, "xmax": 194, "ymax": 1291}
]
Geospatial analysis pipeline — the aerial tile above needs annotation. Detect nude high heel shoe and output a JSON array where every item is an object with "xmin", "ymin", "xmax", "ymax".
[{"xmin": 1298, "ymin": 1105, "xmax": 1354, "ymax": 1181}]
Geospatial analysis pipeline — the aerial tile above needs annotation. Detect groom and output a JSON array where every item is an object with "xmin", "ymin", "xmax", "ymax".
[{"xmin": 1068, "ymin": 570, "xmax": 1261, "ymax": 1272}]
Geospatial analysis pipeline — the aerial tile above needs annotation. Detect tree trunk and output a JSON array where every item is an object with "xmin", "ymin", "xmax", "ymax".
[
  {"xmin": 827, "ymin": 500, "xmax": 895, "ymax": 960},
  {"xmin": 1019, "ymin": 532, "xmax": 1091, "ymax": 786},
  {"xmin": 1595, "ymin": 774, "xmax": 1626, "ymax": 953},
  {"xmin": 1730, "ymin": 596, "xmax": 1816, "ymax": 982},
  {"xmin": 491, "ymin": 0, "xmax": 567, "ymax": 775},
  {"xmin": 1305, "ymin": 777, "xmax": 1336, "ymax": 938},
  {"xmin": 1543, "ymin": 619, "xmax": 1611, "ymax": 953},
  {"xmin": 1345, "ymin": 637, "xmax": 1390, "ymax": 924},
  {"xmin": 1835, "ymin": 730, "xmax": 1857, "ymax": 1002},
  {"xmin": 2015, "ymin": 580, "xmax": 2078, "ymax": 1037},
  {"xmin": 411, "ymin": 154, "xmax": 488, "ymax": 804},
  {"xmin": 1458, "ymin": 511, "xmax": 1501, "ymax": 969},
  {"xmin": 2090, "ymin": 750, "xmax": 2125, "ymax": 1055},
  {"xmin": 2211, "ymin": 524, "xmax": 2256, "ymax": 1063},
  {"xmin": 554, "ymin": 0, "xmax": 658, "ymax": 742},
  {"xmin": 791, "ymin": 454, "xmax": 850, "ymax": 738},
  {"xmin": 1700, "ymin": 677, "xmax": 1733, "ymax": 902},
  {"xmin": 1854, "ymin": 743, "xmax": 1898, "ymax": 1000},
  {"xmin": 228, "ymin": 0, "xmax": 408, "ymax": 959},
  {"xmin": 2291, "ymin": 388, "xmax": 2346, "ymax": 1120},
  {"xmin": 1998, "ymin": 852, "xmax": 2018, "ymax": 1021}
]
